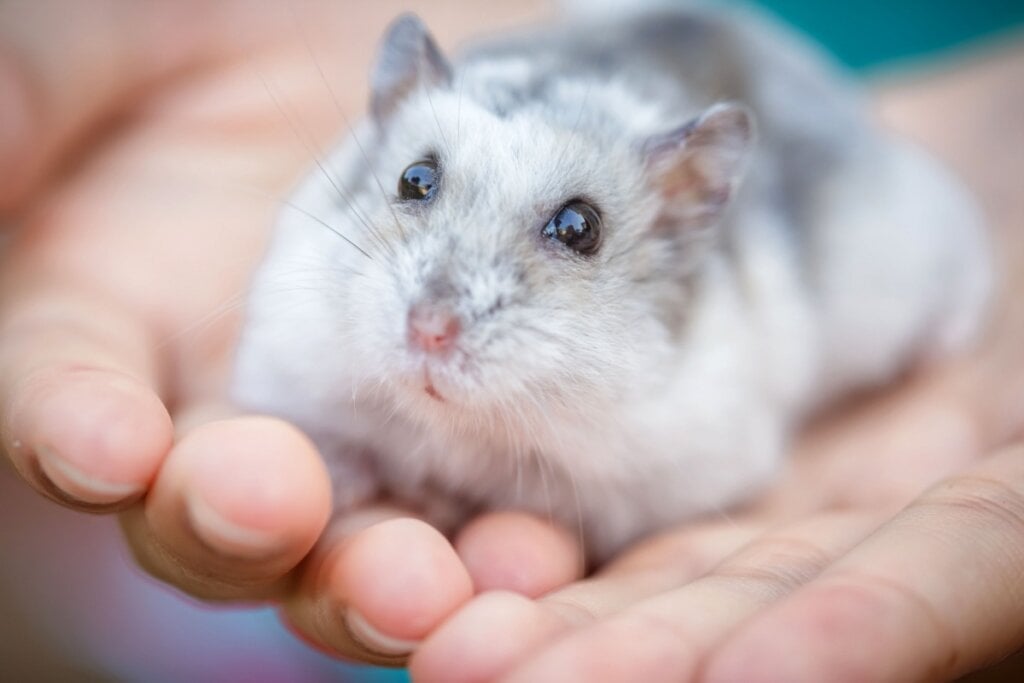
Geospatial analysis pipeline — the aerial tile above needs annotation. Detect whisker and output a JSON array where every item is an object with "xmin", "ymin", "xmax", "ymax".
[
  {"xmin": 552, "ymin": 81, "xmax": 594, "ymax": 174},
  {"xmin": 456, "ymin": 74, "xmax": 466, "ymax": 149},
  {"xmin": 248, "ymin": 60, "xmax": 394, "ymax": 259},
  {"xmin": 161, "ymin": 252, "xmax": 368, "ymax": 352},
  {"xmin": 156, "ymin": 289, "xmax": 250, "ymax": 351},
  {"xmin": 520, "ymin": 387, "xmax": 587, "ymax": 563},
  {"xmin": 499, "ymin": 392, "xmax": 556, "ymax": 528},
  {"xmin": 564, "ymin": 458, "xmax": 587, "ymax": 566},
  {"xmin": 285, "ymin": 1, "xmax": 410, "ymax": 244},
  {"xmin": 174, "ymin": 173, "xmax": 374, "ymax": 261},
  {"xmin": 533, "ymin": 443, "xmax": 556, "ymax": 528},
  {"xmin": 280, "ymin": 199, "xmax": 374, "ymax": 259},
  {"xmin": 424, "ymin": 85, "xmax": 452, "ymax": 158}
]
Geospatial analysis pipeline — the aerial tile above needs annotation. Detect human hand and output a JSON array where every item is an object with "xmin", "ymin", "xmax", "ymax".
[
  {"xmin": 409, "ymin": 44, "xmax": 1024, "ymax": 682},
  {"xmin": 0, "ymin": 0, "xmax": 578, "ymax": 666}
]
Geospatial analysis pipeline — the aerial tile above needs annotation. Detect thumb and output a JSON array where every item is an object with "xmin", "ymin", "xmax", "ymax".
[{"xmin": 0, "ymin": 0, "xmax": 280, "ymax": 212}]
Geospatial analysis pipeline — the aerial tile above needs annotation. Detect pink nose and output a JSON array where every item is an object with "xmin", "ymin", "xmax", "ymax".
[{"xmin": 408, "ymin": 304, "xmax": 461, "ymax": 353}]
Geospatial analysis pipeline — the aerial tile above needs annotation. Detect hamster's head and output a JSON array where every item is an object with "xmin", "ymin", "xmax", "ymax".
[{"xmin": 318, "ymin": 15, "xmax": 754, "ymax": 443}]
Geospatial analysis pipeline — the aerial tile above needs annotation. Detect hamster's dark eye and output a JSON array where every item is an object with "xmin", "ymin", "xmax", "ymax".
[
  {"xmin": 542, "ymin": 201, "xmax": 602, "ymax": 255},
  {"xmin": 399, "ymin": 159, "xmax": 439, "ymax": 201}
]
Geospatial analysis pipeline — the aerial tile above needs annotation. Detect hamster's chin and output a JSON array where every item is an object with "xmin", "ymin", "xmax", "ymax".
[{"xmin": 398, "ymin": 359, "xmax": 474, "ymax": 407}]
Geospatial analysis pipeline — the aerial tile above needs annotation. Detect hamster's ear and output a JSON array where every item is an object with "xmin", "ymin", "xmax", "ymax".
[
  {"xmin": 371, "ymin": 14, "xmax": 452, "ymax": 122},
  {"xmin": 642, "ymin": 103, "xmax": 755, "ymax": 226}
]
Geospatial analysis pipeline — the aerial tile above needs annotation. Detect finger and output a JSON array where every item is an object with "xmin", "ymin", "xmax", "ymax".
[
  {"xmin": 0, "ymin": 0, "xmax": 278, "ymax": 211},
  {"xmin": 0, "ymin": 284, "xmax": 171, "ymax": 510},
  {"xmin": 703, "ymin": 443, "xmax": 1024, "ymax": 683},
  {"xmin": 411, "ymin": 520, "xmax": 762, "ymax": 683},
  {"xmin": 119, "ymin": 415, "xmax": 331, "ymax": 601},
  {"xmin": 500, "ymin": 512, "xmax": 881, "ymax": 683},
  {"xmin": 455, "ymin": 511, "xmax": 583, "ymax": 597},
  {"xmin": 283, "ymin": 513, "xmax": 473, "ymax": 667}
]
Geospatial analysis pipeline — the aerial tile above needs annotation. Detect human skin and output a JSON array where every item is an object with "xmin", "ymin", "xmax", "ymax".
[{"xmin": 2, "ymin": 1, "xmax": 1023, "ymax": 680}]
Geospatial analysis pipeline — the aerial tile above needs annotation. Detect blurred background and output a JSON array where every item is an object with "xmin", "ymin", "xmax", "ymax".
[{"xmin": 1, "ymin": 0, "xmax": 1021, "ymax": 681}]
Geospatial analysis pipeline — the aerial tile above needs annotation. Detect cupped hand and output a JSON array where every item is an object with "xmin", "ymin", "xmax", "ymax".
[
  {"xmin": 409, "ymin": 43, "xmax": 1024, "ymax": 683},
  {"xmin": 0, "ymin": 0, "xmax": 571, "ymax": 666}
]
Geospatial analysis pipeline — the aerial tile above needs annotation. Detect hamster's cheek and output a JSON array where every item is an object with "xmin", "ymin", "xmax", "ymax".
[{"xmin": 335, "ymin": 277, "xmax": 405, "ymax": 379}]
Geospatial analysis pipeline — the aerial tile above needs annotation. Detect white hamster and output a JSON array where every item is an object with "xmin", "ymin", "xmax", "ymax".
[{"xmin": 231, "ymin": 5, "xmax": 991, "ymax": 561}]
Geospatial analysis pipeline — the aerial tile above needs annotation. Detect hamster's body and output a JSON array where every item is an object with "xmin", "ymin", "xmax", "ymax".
[{"xmin": 232, "ymin": 6, "xmax": 990, "ymax": 560}]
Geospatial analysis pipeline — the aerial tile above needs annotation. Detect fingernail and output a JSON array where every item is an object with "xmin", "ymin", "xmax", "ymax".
[
  {"xmin": 187, "ymin": 492, "xmax": 285, "ymax": 557},
  {"xmin": 36, "ymin": 445, "xmax": 144, "ymax": 504},
  {"xmin": 345, "ymin": 608, "xmax": 419, "ymax": 657}
]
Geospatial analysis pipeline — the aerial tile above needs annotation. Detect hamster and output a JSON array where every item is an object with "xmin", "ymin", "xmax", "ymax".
[{"xmin": 231, "ymin": 5, "xmax": 991, "ymax": 562}]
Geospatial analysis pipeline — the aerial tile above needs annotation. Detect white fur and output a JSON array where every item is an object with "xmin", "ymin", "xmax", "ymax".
[{"xmin": 231, "ymin": 9, "xmax": 991, "ymax": 561}]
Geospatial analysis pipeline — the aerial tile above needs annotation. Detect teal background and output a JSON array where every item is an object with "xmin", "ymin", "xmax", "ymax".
[{"xmin": 750, "ymin": 0, "xmax": 1024, "ymax": 69}]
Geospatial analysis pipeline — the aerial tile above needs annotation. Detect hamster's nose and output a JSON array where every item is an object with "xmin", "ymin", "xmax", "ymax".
[{"xmin": 408, "ymin": 303, "xmax": 461, "ymax": 354}]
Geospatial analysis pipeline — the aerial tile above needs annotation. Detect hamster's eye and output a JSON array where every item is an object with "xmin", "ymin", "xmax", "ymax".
[
  {"xmin": 399, "ymin": 159, "xmax": 439, "ymax": 201},
  {"xmin": 542, "ymin": 201, "xmax": 602, "ymax": 255}
]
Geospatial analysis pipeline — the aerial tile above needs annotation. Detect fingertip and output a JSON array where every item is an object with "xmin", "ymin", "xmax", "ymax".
[
  {"xmin": 120, "ymin": 416, "xmax": 331, "ymax": 600},
  {"xmin": 335, "ymin": 518, "xmax": 473, "ymax": 643},
  {"xmin": 456, "ymin": 512, "xmax": 583, "ymax": 597},
  {"xmin": 411, "ymin": 591, "xmax": 567, "ymax": 683},
  {"xmin": 172, "ymin": 416, "xmax": 332, "ymax": 558},
  {"xmin": 345, "ymin": 608, "xmax": 421, "ymax": 658},
  {"xmin": 14, "ymin": 368, "xmax": 172, "ymax": 506}
]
